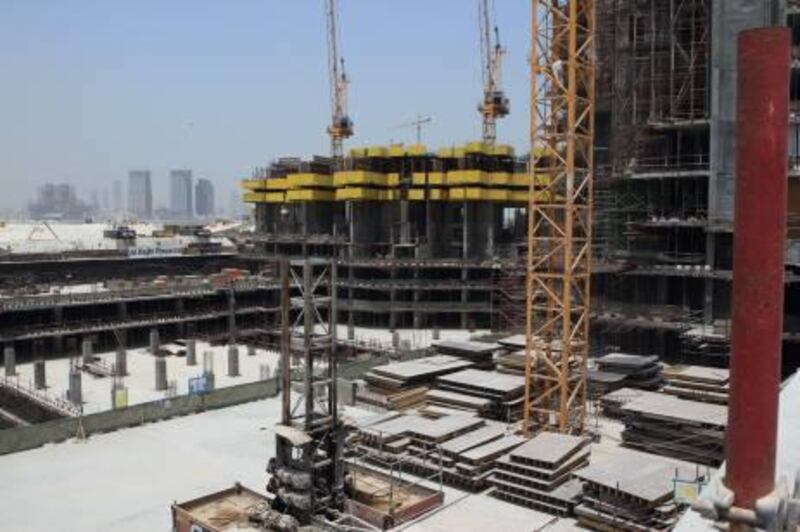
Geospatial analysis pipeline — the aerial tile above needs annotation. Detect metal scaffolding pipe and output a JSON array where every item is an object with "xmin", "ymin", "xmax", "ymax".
[{"xmin": 725, "ymin": 26, "xmax": 790, "ymax": 510}]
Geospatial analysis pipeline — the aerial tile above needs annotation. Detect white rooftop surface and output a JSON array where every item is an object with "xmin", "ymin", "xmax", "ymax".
[
  {"xmin": 0, "ymin": 221, "xmax": 232, "ymax": 255},
  {"xmin": 9, "ymin": 342, "xmax": 280, "ymax": 414},
  {"xmin": 0, "ymin": 395, "xmax": 562, "ymax": 532}
]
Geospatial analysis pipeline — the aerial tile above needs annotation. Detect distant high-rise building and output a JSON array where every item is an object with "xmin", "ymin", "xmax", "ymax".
[
  {"xmin": 169, "ymin": 169, "xmax": 193, "ymax": 218},
  {"xmin": 101, "ymin": 188, "xmax": 110, "ymax": 211},
  {"xmin": 128, "ymin": 170, "xmax": 152, "ymax": 219},
  {"xmin": 195, "ymin": 178, "xmax": 215, "ymax": 217},
  {"xmin": 112, "ymin": 179, "xmax": 123, "ymax": 212},
  {"xmin": 28, "ymin": 183, "xmax": 91, "ymax": 220}
]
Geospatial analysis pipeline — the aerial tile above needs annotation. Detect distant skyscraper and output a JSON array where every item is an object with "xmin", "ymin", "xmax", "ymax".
[
  {"xmin": 195, "ymin": 178, "xmax": 215, "ymax": 217},
  {"xmin": 169, "ymin": 169, "xmax": 193, "ymax": 218},
  {"xmin": 128, "ymin": 170, "xmax": 152, "ymax": 219},
  {"xmin": 112, "ymin": 179, "xmax": 123, "ymax": 212},
  {"xmin": 28, "ymin": 183, "xmax": 91, "ymax": 220}
]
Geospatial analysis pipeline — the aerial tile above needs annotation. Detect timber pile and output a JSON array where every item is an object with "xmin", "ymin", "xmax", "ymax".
[
  {"xmin": 662, "ymin": 365, "xmax": 729, "ymax": 405},
  {"xmin": 350, "ymin": 412, "xmax": 524, "ymax": 491},
  {"xmin": 490, "ymin": 432, "xmax": 589, "ymax": 516},
  {"xmin": 435, "ymin": 369, "xmax": 525, "ymax": 420},
  {"xmin": 357, "ymin": 355, "xmax": 474, "ymax": 410},
  {"xmin": 618, "ymin": 390, "xmax": 727, "ymax": 466},
  {"xmin": 574, "ymin": 447, "xmax": 708, "ymax": 531},
  {"xmin": 588, "ymin": 353, "xmax": 663, "ymax": 397},
  {"xmin": 432, "ymin": 340, "xmax": 498, "ymax": 369}
]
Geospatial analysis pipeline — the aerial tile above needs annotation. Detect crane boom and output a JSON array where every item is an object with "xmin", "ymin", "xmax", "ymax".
[
  {"xmin": 390, "ymin": 114, "xmax": 432, "ymax": 144},
  {"xmin": 326, "ymin": 0, "xmax": 353, "ymax": 158},
  {"xmin": 478, "ymin": 0, "xmax": 509, "ymax": 145}
]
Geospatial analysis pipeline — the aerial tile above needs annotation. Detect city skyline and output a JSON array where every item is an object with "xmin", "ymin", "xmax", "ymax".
[{"xmin": 0, "ymin": 1, "xmax": 531, "ymax": 210}]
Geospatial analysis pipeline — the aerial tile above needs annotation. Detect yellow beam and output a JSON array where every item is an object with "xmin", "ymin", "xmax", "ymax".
[
  {"xmin": 286, "ymin": 189, "xmax": 335, "ymax": 202},
  {"xmin": 286, "ymin": 173, "xmax": 333, "ymax": 189}
]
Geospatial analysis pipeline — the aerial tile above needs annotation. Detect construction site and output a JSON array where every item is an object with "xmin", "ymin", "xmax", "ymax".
[{"xmin": 1, "ymin": 1, "xmax": 800, "ymax": 531}]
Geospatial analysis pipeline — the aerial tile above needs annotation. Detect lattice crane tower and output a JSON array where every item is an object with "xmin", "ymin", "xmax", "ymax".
[{"xmin": 523, "ymin": 0, "xmax": 596, "ymax": 436}]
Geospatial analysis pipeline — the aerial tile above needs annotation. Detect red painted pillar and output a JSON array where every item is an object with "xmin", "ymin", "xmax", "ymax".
[{"xmin": 725, "ymin": 27, "xmax": 790, "ymax": 510}]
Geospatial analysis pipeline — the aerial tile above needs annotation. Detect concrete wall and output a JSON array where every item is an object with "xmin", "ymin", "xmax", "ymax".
[{"xmin": 0, "ymin": 355, "xmax": 390, "ymax": 456}]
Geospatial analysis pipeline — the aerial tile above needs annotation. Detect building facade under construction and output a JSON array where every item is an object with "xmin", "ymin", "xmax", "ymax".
[
  {"xmin": 243, "ymin": 142, "xmax": 533, "ymax": 335},
  {"xmin": 591, "ymin": 0, "xmax": 800, "ymax": 370}
]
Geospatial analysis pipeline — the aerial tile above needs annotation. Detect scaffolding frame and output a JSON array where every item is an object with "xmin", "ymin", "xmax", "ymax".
[{"xmin": 524, "ymin": 0, "xmax": 596, "ymax": 435}]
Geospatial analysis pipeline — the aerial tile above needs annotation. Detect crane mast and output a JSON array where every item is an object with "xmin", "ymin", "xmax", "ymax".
[
  {"xmin": 523, "ymin": 0, "xmax": 596, "ymax": 436},
  {"xmin": 326, "ymin": 0, "xmax": 353, "ymax": 158},
  {"xmin": 478, "ymin": 0, "xmax": 509, "ymax": 145}
]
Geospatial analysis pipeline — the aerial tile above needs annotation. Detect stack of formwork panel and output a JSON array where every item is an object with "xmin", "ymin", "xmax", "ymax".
[
  {"xmin": 618, "ymin": 390, "xmax": 727, "ymax": 466},
  {"xmin": 598, "ymin": 387, "xmax": 648, "ymax": 418},
  {"xmin": 661, "ymin": 365, "xmax": 729, "ymax": 405},
  {"xmin": 490, "ymin": 432, "xmax": 589, "ymax": 516},
  {"xmin": 358, "ymin": 355, "xmax": 474, "ymax": 410},
  {"xmin": 350, "ymin": 412, "xmax": 524, "ymax": 491},
  {"xmin": 574, "ymin": 447, "xmax": 708, "ymax": 531},
  {"xmin": 588, "ymin": 353, "xmax": 663, "ymax": 397},
  {"xmin": 432, "ymin": 340, "xmax": 498, "ymax": 369},
  {"xmin": 434, "ymin": 368, "xmax": 525, "ymax": 420}
]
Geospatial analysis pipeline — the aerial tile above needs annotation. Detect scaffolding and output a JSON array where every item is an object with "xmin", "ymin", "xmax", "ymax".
[{"xmin": 524, "ymin": 0, "xmax": 596, "ymax": 435}]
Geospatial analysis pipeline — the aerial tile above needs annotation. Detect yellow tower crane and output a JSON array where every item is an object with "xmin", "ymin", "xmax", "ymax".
[
  {"xmin": 478, "ymin": 0, "xmax": 509, "ymax": 146},
  {"xmin": 326, "ymin": 0, "xmax": 353, "ymax": 158},
  {"xmin": 523, "ymin": 0, "xmax": 596, "ymax": 436}
]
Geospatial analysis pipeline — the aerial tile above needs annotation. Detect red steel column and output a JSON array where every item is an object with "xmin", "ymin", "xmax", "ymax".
[{"xmin": 725, "ymin": 27, "xmax": 790, "ymax": 510}]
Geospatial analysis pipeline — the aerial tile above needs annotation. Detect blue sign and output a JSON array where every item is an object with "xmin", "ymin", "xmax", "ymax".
[{"xmin": 188, "ymin": 374, "xmax": 210, "ymax": 396}]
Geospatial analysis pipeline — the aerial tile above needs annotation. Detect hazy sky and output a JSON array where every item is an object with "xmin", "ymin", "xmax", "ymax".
[{"xmin": 0, "ymin": 1, "xmax": 531, "ymax": 210}]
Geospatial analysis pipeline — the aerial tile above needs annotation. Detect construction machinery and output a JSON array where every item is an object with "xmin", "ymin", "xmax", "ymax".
[
  {"xmin": 326, "ymin": 0, "xmax": 353, "ymax": 159},
  {"xmin": 523, "ymin": 0, "xmax": 596, "ymax": 436},
  {"xmin": 390, "ymin": 114, "xmax": 432, "ymax": 144},
  {"xmin": 478, "ymin": 0, "xmax": 509, "ymax": 145}
]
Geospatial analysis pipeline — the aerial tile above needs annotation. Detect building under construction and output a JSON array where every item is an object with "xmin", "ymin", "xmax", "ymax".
[
  {"xmin": 592, "ymin": 0, "xmax": 800, "ymax": 370},
  {"xmin": 244, "ymin": 1, "xmax": 800, "ymax": 373},
  {"xmin": 243, "ymin": 143, "xmax": 532, "ymax": 334}
]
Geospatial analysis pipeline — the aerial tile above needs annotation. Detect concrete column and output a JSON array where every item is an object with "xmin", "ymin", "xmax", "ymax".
[
  {"xmin": 433, "ymin": 328, "xmax": 440, "ymax": 341},
  {"xmin": 68, "ymin": 368, "xmax": 82, "ymax": 405},
  {"xmin": 203, "ymin": 350, "xmax": 215, "ymax": 375},
  {"xmin": 3, "ymin": 346, "xmax": 15, "ymax": 377},
  {"xmin": 117, "ymin": 301, "xmax": 127, "ymax": 321},
  {"xmin": 115, "ymin": 346, "xmax": 127, "ymax": 376},
  {"xmin": 186, "ymin": 339, "xmax": 197, "ymax": 366},
  {"xmin": 227, "ymin": 345, "xmax": 240, "ymax": 377},
  {"xmin": 81, "ymin": 339, "xmax": 93, "ymax": 365},
  {"xmin": 175, "ymin": 299, "xmax": 185, "ymax": 337},
  {"xmin": 392, "ymin": 331, "xmax": 400, "ymax": 349},
  {"xmin": 149, "ymin": 329, "xmax": 160, "ymax": 355},
  {"xmin": 154, "ymin": 357, "xmax": 168, "ymax": 391},
  {"xmin": 247, "ymin": 345, "xmax": 256, "ymax": 357},
  {"xmin": 34, "ymin": 359, "xmax": 46, "ymax": 389},
  {"xmin": 460, "ymin": 267, "xmax": 469, "ymax": 329},
  {"xmin": 53, "ymin": 336, "xmax": 63, "ymax": 357}
]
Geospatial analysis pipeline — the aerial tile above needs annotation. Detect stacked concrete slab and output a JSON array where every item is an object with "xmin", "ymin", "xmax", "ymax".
[
  {"xmin": 661, "ymin": 365, "xmax": 729, "ymax": 405},
  {"xmin": 574, "ymin": 447, "xmax": 707, "ymax": 531},
  {"xmin": 434, "ymin": 368, "xmax": 525, "ymax": 420},
  {"xmin": 588, "ymin": 353, "xmax": 663, "ymax": 397},
  {"xmin": 490, "ymin": 432, "xmax": 589, "ymax": 516},
  {"xmin": 617, "ymin": 389, "xmax": 727, "ymax": 466},
  {"xmin": 358, "ymin": 355, "xmax": 473, "ymax": 410},
  {"xmin": 432, "ymin": 340, "xmax": 498, "ymax": 369}
]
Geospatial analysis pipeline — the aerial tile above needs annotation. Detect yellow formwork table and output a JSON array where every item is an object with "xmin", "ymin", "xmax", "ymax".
[
  {"xmin": 286, "ymin": 173, "xmax": 333, "ymax": 189},
  {"xmin": 408, "ymin": 189, "xmax": 448, "ymax": 201},
  {"xmin": 333, "ymin": 171, "xmax": 398, "ymax": 188},
  {"xmin": 411, "ymin": 172, "xmax": 446, "ymax": 186},
  {"xmin": 285, "ymin": 189, "xmax": 335, "ymax": 202},
  {"xmin": 449, "ymin": 188, "xmax": 511, "ymax": 201},
  {"xmin": 335, "ymin": 188, "xmax": 399, "ymax": 201}
]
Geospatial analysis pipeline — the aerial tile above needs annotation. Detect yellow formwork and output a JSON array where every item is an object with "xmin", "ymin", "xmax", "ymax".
[
  {"xmin": 446, "ymin": 170, "xmax": 513, "ymax": 186},
  {"xmin": 408, "ymin": 189, "xmax": 448, "ymax": 201},
  {"xmin": 365, "ymin": 145, "xmax": 389, "ymax": 157},
  {"xmin": 407, "ymin": 144, "xmax": 428, "ymax": 156},
  {"xmin": 286, "ymin": 189, "xmax": 335, "ymax": 202},
  {"xmin": 349, "ymin": 147, "xmax": 368, "ymax": 158},
  {"xmin": 465, "ymin": 141, "xmax": 488, "ymax": 154},
  {"xmin": 490, "ymin": 144, "xmax": 515, "ymax": 157},
  {"xmin": 510, "ymin": 173, "xmax": 551, "ymax": 188},
  {"xmin": 449, "ymin": 188, "xmax": 510, "ymax": 201},
  {"xmin": 335, "ymin": 187, "xmax": 399, "ymax": 201},
  {"xmin": 241, "ymin": 179, "xmax": 264, "ymax": 191},
  {"xmin": 333, "ymin": 171, "xmax": 397, "ymax": 187},
  {"xmin": 286, "ymin": 173, "xmax": 333, "ymax": 189},
  {"xmin": 388, "ymin": 144, "xmax": 406, "ymax": 157},
  {"xmin": 243, "ymin": 192, "xmax": 264, "ymax": 203},
  {"xmin": 243, "ymin": 191, "xmax": 286, "ymax": 203},
  {"xmin": 411, "ymin": 172, "xmax": 446, "ymax": 186}
]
